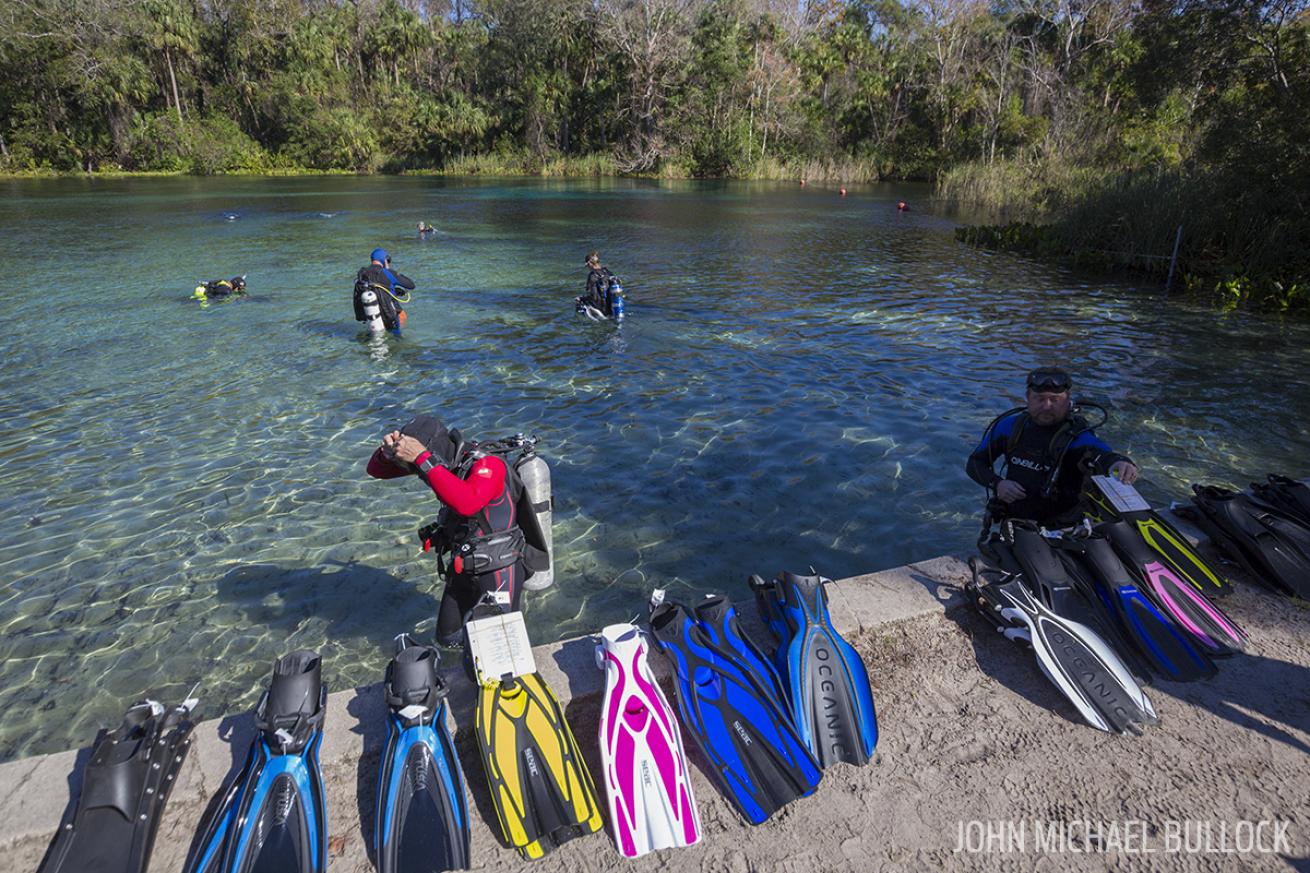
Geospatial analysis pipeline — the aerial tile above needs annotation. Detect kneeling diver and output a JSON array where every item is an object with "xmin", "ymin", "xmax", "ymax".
[
  {"xmin": 967, "ymin": 367, "xmax": 1137, "ymax": 532},
  {"xmin": 368, "ymin": 416, "xmax": 551, "ymax": 646},
  {"xmin": 354, "ymin": 248, "xmax": 415, "ymax": 333}
]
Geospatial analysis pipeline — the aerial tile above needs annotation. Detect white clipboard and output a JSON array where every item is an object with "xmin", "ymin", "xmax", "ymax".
[
  {"xmin": 1090, "ymin": 474, "xmax": 1151, "ymax": 514},
  {"xmin": 465, "ymin": 610, "xmax": 537, "ymax": 684}
]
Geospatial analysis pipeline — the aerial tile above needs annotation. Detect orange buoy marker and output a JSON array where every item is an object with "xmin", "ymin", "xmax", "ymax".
[{"xmin": 839, "ymin": 187, "xmax": 847, "ymax": 197}]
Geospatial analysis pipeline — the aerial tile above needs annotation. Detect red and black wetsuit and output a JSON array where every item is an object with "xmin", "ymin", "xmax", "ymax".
[{"xmin": 367, "ymin": 448, "xmax": 526, "ymax": 645}]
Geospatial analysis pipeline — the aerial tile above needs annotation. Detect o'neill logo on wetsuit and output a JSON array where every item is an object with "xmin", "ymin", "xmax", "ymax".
[{"xmin": 1007, "ymin": 456, "xmax": 1051, "ymax": 473}]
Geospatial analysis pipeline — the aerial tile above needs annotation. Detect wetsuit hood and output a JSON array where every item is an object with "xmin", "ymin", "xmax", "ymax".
[{"xmin": 400, "ymin": 415, "xmax": 458, "ymax": 467}]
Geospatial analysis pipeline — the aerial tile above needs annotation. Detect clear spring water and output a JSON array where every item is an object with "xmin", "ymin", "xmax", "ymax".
[{"xmin": 0, "ymin": 175, "xmax": 1306, "ymax": 760}]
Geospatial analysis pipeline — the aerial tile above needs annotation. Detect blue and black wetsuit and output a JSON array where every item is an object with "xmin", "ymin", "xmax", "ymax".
[
  {"xmin": 966, "ymin": 410, "xmax": 1132, "ymax": 527},
  {"xmin": 354, "ymin": 264, "xmax": 415, "ymax": 330}
]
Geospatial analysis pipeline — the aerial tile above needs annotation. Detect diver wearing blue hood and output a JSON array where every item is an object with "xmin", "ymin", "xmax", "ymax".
[{"xmin": 354, "ymin": 248, "xmax": 416, "ymax": 332}]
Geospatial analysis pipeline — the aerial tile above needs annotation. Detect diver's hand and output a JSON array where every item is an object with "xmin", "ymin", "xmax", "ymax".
[
  {"xmin": 1110, "ymin": 460, "xmax": 1140, "ymax": 485},
  {"xmin": 995, "ymin": 479, "xmax": 1027, "ymax": 503},
  {"xmin": 380, "ymin": 430, "xmax": 403, "ymax": 460},
  {"xmin": 392, "ymin": 434, "xmax": 427, "ymax": 464}
]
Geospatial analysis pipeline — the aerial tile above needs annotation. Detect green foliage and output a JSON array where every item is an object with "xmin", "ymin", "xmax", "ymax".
[
  {"xmin": 0, "ymin": 0, "xmax": 1303, "ymax": 306},
  {"xmin": 284, "ymin": 108, "xmax": 382, "ymax": 172}
]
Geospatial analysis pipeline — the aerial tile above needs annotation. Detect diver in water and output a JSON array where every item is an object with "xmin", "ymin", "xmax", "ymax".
[
  {"xmin": 193, "ymin": 275, "xmax": 247, "ymax": 301},
  {"xmin": 353, "ymin": 248, "xmax": 415, "ymax": 332},
  {"xmin": 576, "ymin": 251, "xmax": 624, "ymax": 320},
  {"xmin": 368, "ymin": 415, "xmax": 549, "ymax": 646},
  {"xmin": 417, "ymin": 221, "xmax": 436, "ymax": 234}
]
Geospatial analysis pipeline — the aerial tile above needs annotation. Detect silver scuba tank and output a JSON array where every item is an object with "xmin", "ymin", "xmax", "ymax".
[
  {"xmin": 360, "ymin": 288, "xmax": 385, "ymax": 332},
  {"xmin": 515, "ymin": 449, "xmax": 554, "ymax": 590}
]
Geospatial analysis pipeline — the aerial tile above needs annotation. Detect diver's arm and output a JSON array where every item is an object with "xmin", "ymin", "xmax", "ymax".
[
  {"xmin": 393, "ymin": 272, "xmax": 416, "ymax": 290},
  {"xmin": 1068, "ymin": 433, "xmax": 1133, "ymax": 478},
  {"xmin": 965, "ymin": 449, "xmax": 1001, "ymax": 489},
  {"xmin": 965, "ymin": 413, "xmax": 1017, "ymax": 488},
  {"xmin": 418, "ymin": 454, "xmax": 507, "ymax": 516}
]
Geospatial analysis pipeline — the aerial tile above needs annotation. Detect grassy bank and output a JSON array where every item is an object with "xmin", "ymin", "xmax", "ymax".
[
  {"xmin": 941, "ymin": 158, "xmax": 1309, "ymax": 315},
  {"xmin": 1, "ymin": 151, "xmax": 888, "ymax": 183}
]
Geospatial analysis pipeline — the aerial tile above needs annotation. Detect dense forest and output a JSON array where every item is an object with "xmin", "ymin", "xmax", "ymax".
[{"xmin": 2, "ymin": 0, "xmax": 1307, "ymax": 304}]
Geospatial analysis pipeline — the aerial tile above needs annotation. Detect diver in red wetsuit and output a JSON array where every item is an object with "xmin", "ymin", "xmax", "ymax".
[{"xmin": 368, "ymin": 415, "xmax": 548, "ymax": 646}]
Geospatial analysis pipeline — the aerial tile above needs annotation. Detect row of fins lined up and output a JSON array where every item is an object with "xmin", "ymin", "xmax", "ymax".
[
  {"xmin": 37, "ymin": 571, "xmax": 879, "ymax": 873},
  {"xmin": 1179, "ymin": 475, "xmax": 1310, "ymax": 601},
  {"xmin": 964, "ymin": 477, "xmax": 1310, "ymax": 736}
]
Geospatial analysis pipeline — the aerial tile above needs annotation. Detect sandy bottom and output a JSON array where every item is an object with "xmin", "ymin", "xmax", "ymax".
[{"xmin": 23, "ymin": 583, "xmax": 1309, "ymax": 873}]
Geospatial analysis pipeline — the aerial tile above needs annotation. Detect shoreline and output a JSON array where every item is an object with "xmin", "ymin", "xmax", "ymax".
[{"xmin": 0, "ymin": 166, "xmax": 925, "ymax": 183}]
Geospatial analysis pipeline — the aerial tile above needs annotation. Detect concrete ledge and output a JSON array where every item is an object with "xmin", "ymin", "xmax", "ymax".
[
  {"xmin": 2, "ymin": 501, "xmax": 1228, "ymax": 862},
  {"xmin": 0, "ymin": 499, "xmax": 1237, "ymax": 865},
  {"xmin": 0, "ymin": 554, "xmax": 974, "ymax": 862}
]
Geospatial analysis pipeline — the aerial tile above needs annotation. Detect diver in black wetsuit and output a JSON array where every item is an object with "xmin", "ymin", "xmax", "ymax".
[
  {"xmin": 578, "ymin": 251, "xmax": 617, "ymax": 317},
  {"xmin": 966, "ymin": 367, "xmax": 1139, "ymax": 529},
  {"xmin": 196, "ymin": 275, "xmax": 247, "ymax": 300}
]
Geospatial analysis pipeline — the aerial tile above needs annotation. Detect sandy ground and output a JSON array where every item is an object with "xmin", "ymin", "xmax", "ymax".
[{"xmin": 16, "ymin": 581, "xmax": 1309, "ymax": 873}]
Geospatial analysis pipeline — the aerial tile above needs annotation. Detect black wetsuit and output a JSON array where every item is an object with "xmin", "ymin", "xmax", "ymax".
[
  {"xmin": 354, "ymin": 264, "xmax": 415, "ymax": 331},
  {"xmin": 966, "ymin": 410, "xmax": 1132, "ymax": 527},
  {"xmin": 204, "ymin": 278, "xmax": 245, "ymax": 298},
  {"xmin": 583, "ymin": 267, "xmax": 614, "ymax": 315}
]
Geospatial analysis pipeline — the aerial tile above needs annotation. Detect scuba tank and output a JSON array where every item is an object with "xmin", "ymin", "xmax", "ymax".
[
  {"xmin": 607, "ymin": 278, "xmax": 625, "ymax": 322},
  {"xmin": 515, "ymin": 445, "xmax": 555, "ymax": 591},
  {"xmin": 360, "ymin": 288, "xmax": 386, "ymax": 333}
]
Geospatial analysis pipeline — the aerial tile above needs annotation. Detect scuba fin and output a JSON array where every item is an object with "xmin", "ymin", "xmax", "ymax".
[
  {"xmin": 1189, "ymin": 484, "xmax": 1310, "ymax": 600},
  {"xmin": 375, "ymin": 637, "xmax": 470, "ymax": 873},
  {"xmin": 1101, "ymin": 519, "xmax": 1248, "ymax": 654},
  {"xmin": 747, "ymin": 573, "xmax": 878, "ymax": 768},
  {"xmin": 648, "ymin": 597, "xmax": 821, "ymax": 824},
  {"xmin": 999, "ymin": 521, "xmax": 1154, "ymax": 685},
  {"xmin": 38, "ymin": 697, "xmax": 198, "ymax": 873},
  {"xmin": 966, "ymin": 558, "xmax": 1158, "ymax": 735},
  {"xmin": 475, "ymin": 672, "xmax": 603, "ymax": 859},
  {"xmin": 1076, "ymin": 531, "xmax": 1217, "ymax": 682},
  {"xmin": 184, "ymin": 651, "xmax": 327, "ymax": 873},
  {"xmin": 595, "ymin": 623, "xmax": 702, "ymax": 857},
  {"xmin": 1084, "ymin": 478, "xmax": 1232, "ymax": 596}
]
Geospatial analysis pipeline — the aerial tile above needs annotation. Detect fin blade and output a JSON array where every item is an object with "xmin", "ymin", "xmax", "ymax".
[
  {"xmin": 997, "ymin": 581, "xmax": 1157, "ymax": 734},
  {"xmin": 597, "ymin": 624, "xmax": 701, "ymax": 857},
  {"xmin": 777, "ymin": 573, "xmax": 878, "ymax": 767}
]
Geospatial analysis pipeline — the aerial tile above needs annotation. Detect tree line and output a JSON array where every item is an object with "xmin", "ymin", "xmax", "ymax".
[{"xmin": 2, "ymin": 0, "xmax": 1306, "ymax": 301}]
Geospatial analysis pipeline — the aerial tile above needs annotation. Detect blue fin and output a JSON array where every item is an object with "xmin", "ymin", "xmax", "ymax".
[
  {"xmin": 770, "ymin": 572, "xmax": 878, "ymax": 767},
  {"xmin": 375, "ymin": 640, "xmax": 469, "ymax": 873},
  {"xmin": 184, "ymin": 651, "xmax": 327, "ymax": 873},
  {"xmin": 648, "ymin": 600, "xmax": 820, "ymax": 825}
]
